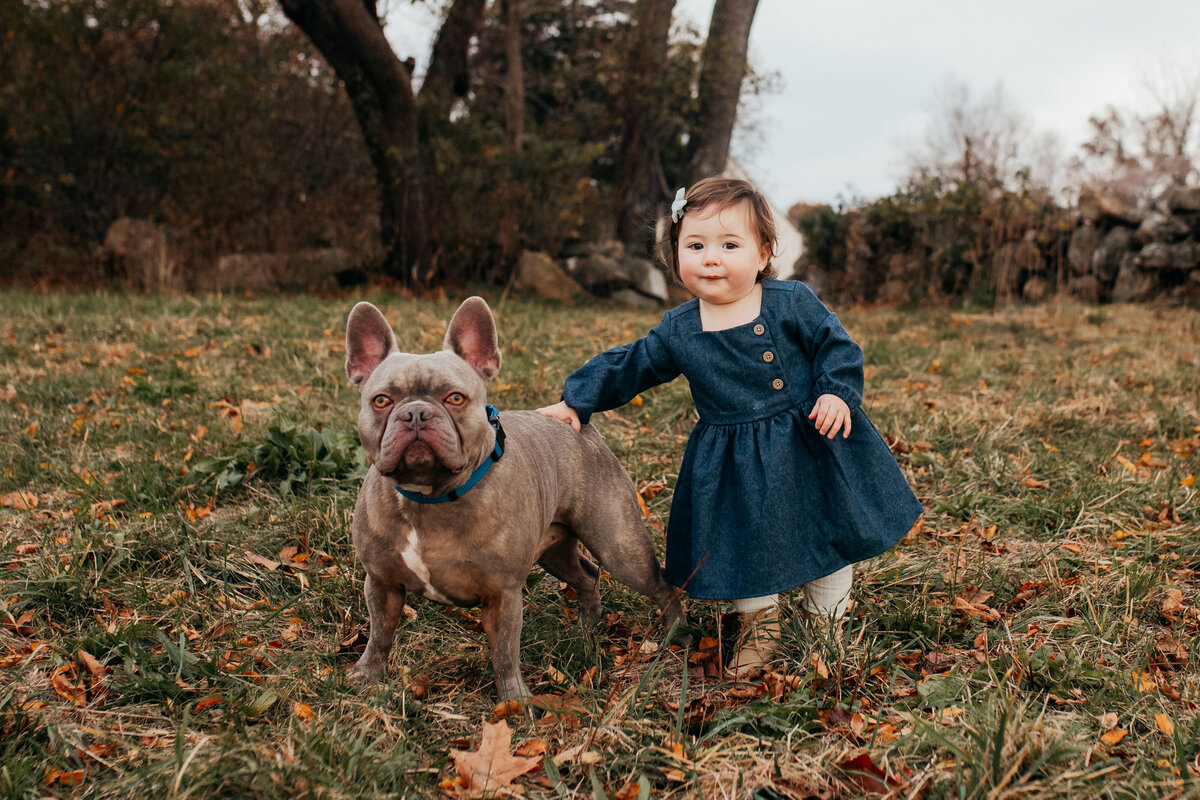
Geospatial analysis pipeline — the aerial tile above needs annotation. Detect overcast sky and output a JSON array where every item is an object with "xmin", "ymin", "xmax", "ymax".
[{"xmin": 386, "ymin": 1, "xmax": 1200, "ymax": 211}]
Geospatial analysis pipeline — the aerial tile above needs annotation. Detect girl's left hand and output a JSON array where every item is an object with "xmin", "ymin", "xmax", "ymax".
[{"xmin": 809, "ymin": 394, "xmax": 852, "ymax": 439}]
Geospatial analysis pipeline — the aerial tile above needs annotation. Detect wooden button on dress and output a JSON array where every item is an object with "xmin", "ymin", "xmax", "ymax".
[
  {"xmin": 772, "ymin": 378, "xmax": 784, "ymax": 390},
  {"xmin": 753, "ymin": 324, "xmax": 765, "ymax": 335},
  {"xmin": 762, "ymin": 351, "xmax": 774, "ymax": 363}
]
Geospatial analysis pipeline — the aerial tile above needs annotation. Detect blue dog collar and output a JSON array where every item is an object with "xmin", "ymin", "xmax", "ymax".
[{"xmin": 394, "ymin": 405, "xmax": 505, "ymax": 504}]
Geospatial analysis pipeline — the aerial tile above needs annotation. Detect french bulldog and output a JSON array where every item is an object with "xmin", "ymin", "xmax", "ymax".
[{"xmin": 343, "ymin": 297, "xmax": 688, "ymax": 702}]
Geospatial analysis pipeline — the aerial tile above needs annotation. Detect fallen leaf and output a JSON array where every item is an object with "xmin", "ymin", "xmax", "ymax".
[
  {"xmin": 195, "ymin": 695, "xmax": 224, "ymax": 712},
  {"xmin": 810, "ymin": 651, "xmax": 830, "ymax": 680},
  {"xmin": 448, "ymin": 720, "xmax": 541, "ymax": 796},
  {"xmin": 1183, "ymin": 474, "xmax": 1195, "ymax": 488},
  {"xmin": 1022, "ymin": 477, "xmax": 1050, "ymax": 489},
  {"xmin": 293, "ymin": 701, "xmax": 315, "ymax": 723},
  {"xmin": 1100, "ymin": 728, "xmax": 1128, "ymax": 746},
  {"xmin": 409, "ymin": 674, "xmax": 430, "ymax": 700},
  {"xmin": 491, "ymin": 699, "xmax": 524, "ymax": 720},
  {"xmin": 1132, "ymin": 670, "xmax": 1157, "ymax": 692},
  {"xmin": 1155, "ymin": 713, "xmax": 1175, "ymax": 737},
  {"xmin": 1096, "ymin": 712, "xmax": 1119, "ymax": 729},
  {"xmin": 838, "ymin": 752, "xmax": 889, "ymax": 794}
]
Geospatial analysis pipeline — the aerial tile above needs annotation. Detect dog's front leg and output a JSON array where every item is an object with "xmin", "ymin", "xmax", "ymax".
[
  {"xmin": 480, "ymin": 589, "xmax": 531, "ymax": 703},
  {"xmin": 349, "ymin": 574, "xmax": 406, "ymax": 682}
]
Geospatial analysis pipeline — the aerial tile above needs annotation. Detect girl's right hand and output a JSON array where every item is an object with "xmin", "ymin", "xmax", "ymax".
[{"xmin": 536, "ymin": 400, "xmax": 582, "ymax": 431}]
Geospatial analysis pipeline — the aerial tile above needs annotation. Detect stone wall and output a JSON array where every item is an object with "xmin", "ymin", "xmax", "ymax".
[{"xmin": 1066, "ymin": 186, "xmax": 1200, "ymax": 304}]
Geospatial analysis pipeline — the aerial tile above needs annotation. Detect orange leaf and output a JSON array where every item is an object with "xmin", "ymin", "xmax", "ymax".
[
  {"xmin": 1155, "ymin": 713, "xmax": 1175, "ymax": 736},
  {"xmin": 635, "ymin": 491, "xmax": 651, "ymax": 520},
  {"xmin": 491, "ymin": 699, "xmax": 524, "ymax": 720},
  {"xmin": 838, "ymin": 752, "xmax": 889, "ymax": 794},
  {"xmin": 195, "ymin": 695, "xmax": 225, "ymax": 712},
  {"xmin": 1132, "ymin": 670, "xmax": 1157, "ymax": 692},
  {"xmin": 1061, "ymin": 543, "xmax": 1083, "ymax": 554},
  {"xmin": 449, "ymin": 721, "xmax": 543, "ymax": 795},
  {"xmin": 1100, "ymin": 728, "xmax": 1128, "ymax": 746},
  {"xmin": 1183, "ymin": 474, "xmax": 1195, "ymax": 488},
  {"xmin": 293, "ymin": 701, "xmax": 315, "ymax": 722}
]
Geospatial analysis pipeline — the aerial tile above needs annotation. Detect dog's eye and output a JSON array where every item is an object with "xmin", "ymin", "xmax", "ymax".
[
  {"xmin": 371, "ymin": 394, "xmax": 390, "ymax": 409},
  {"xmin": 445, "ymin": 392, "xmax": 467, "ymax": 407}
]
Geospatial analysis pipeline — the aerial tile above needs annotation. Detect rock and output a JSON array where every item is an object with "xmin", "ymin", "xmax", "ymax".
[
  {"xmin": 513, "ymin": 250, "xmax": 583, "ymax": 302},
  {"xmin": 624, "ymin": 258, "xmax": 669, "ymax": 304},
  {"xmin": 1136, "ymin": 241, "xmax": 1200, "ymax": 271},
  {"xmin": 1136, "ymin": 212, "xmax": 1191, "ymax": 244},
  {"xmin": 214, "ymin": 248, "xmax": 349, "ymax": 292},
  {"xmin": 283, "ymin": 248, "xmax": 350, "ymax": 290},
  {"xmin": 1078, "ymin": 187, "xmax": 1141, "ymax": 224},
  {"xmin": 1022, "ymin": 276, "xmax": 1050, "ymax": 303},
  {"xmin": 1166, "ymin": 186, "xmax": 1200, "ymax": 214},
  {"xmin": 564, "ymin": 240, "xmax": 631, "ymax": 292},
  {"xmin": 1112, "ymin": 254, "xmax": 1157, "ymax": 302},
  {"xmin": 1067, "ymin": 275, "xmax": 1104, "ymax": 303},
  {"xmin": 610, "ymin": 288, "xmax": 661, "ymax": 310},
  {"xmin": 1092, "ymin": 226, "xmax": 1135, "ymax": 283},
  {"xmin": 1067, "ymin": 225, "xmax": 1101, "ymax": 276},
  {"xmin": 102, "ymin": 217, "xmax": 174, "ymax": 291},
  {"xmin": 216, "ymin": 253, "xmax": 288, "ymax": 292}
]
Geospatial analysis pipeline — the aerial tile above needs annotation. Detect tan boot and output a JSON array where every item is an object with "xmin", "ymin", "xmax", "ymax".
[{"xmin": 725, "ymin": 605, "xmax": 781, "ymax": 680}]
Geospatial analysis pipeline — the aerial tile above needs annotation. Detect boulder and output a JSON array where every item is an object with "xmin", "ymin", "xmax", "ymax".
[
  {"xmin": 1021, "ymin": 276, "xmax": 1050, "ymax": 303},
  {"xmin": 564, "ymin": 240, "xmax": 631, "ymax": 292},
  {"xmin": 1136, "ymin": 241, "xmax": 1200, "ymax": 271},
  {"xmin": 1166, "ymin": 186, "xmax": 1200, "ymax": 214},
  {"xmin": 284, "ymin": 248, "xmax": 350, "ymax": 290},
  {"xmin": 1092, "ymin": 226, "xmax": 1135, "ymax": 283},
  {"xmin": 610, "ymin": 288, "xmax": 661, "ymax": 310},
  {"xmin": 513, "ymin": 250, "xmax": 583, "ymax": 302},
  {"xmin": 214, "ymin": 248, "xmax": 349, "ymax": 292},
  {"xmin": 1067, "ymin": 225, "xmax": 1101, "ymax": 276},
  {"xmin": 102, "ymin": 217, "xmax": 174, "ymax": 291},
  {"xmin": 1136, "ymin": 212, "xmax": 1191, "ymax": 244},
  {"xmin": 1111, "ymin": 254, "xmax": 1157, "ymax": 302},
  {"xmin": 216, "ymin": 253, "xmax": 288, "ymax": 292},
  {"xmin": 1067, "ymin": 275, "xmax": 1104, "ymax": 303},
  {"xmin": 1078, "ymin": 187, "xmax": 1141, "ymax": 225},
  {"xmin": 624, "ymin": 257, "xmax": 669, "ymax": 304}
]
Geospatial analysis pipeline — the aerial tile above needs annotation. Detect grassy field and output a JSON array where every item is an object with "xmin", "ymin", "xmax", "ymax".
[{"xmin": 1, "ymin": 289, "xmax": 1198, "ymax": 799}]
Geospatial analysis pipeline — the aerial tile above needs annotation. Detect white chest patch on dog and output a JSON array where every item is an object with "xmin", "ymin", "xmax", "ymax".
[{"xmin": 401, "ymin": 527, "xmax": 452, "ymax": 604}]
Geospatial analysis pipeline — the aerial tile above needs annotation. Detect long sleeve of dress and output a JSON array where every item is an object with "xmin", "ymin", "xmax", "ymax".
[
  {"xmin": 561, "ymin": 314, "xmax": 681, "ymax": 425},
  {"xmin": 786, "ymin": 283, "xmax": 864, "ymax": 409}
]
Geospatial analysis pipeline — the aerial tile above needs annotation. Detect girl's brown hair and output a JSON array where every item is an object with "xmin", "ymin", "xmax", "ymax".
[{"xmin": 658, "ymin": 177, "xmax": 779, "ymax": 283}]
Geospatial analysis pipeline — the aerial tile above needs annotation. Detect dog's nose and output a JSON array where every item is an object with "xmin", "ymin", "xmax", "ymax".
[{"xmin": 398, "ymin": 404, "xmax": 434, "ymax": 428}]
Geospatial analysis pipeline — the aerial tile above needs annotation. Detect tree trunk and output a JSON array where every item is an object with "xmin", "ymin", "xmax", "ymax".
[
  {"xmin": 420, "ymin": 0, "xmax": 487, "ymax": 124},
  {"xmin": 614, "ymin": 0, "xmax": 676, "ymax": 245},
  {"xmin": 278, "ymin": 0, "xmax": 427, "ymax": 284},
  {"xmin": 503, "ymin": 0, "xmax": 524, "ymax": 154},
  {"xmin": 686, "ymin": 0, "xmax": 760, "ymax": 183}
]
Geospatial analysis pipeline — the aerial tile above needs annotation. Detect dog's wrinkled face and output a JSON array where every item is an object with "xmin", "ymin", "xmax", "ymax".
[{"xmin": 345, "ymin": 299, "xmax": 502, "ymax": 493}]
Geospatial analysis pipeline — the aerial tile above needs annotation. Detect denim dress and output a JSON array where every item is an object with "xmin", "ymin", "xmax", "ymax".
[{"xmin": 562, "ymin": 279, "xmax": 922, "ymax": 600}]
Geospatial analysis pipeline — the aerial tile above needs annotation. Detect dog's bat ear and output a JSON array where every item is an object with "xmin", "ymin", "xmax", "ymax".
[
  {"xmin": 346, "ymin": 302, "xmax": 399, "ymax": 388},
  {"xmin": 445, "ymin": 296, "xmax": 501, "ymax": 381}
]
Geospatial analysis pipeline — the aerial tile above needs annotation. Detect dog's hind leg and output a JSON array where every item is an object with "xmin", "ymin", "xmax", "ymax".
[
  {"xmin": 571, "ymin": 496, "xmax": 690, "ymax": 646},
  {"xmin": 538, "ymin": 526, "xmax": 602, "ymax": 629}
]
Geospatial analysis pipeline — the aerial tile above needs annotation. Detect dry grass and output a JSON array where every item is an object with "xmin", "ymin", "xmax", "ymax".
[{"xmin": 1, "ymin": 291, "xmax": 1198, "ymax": 799}]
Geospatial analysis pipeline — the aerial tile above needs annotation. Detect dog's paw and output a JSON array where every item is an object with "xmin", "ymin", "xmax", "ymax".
[{"xmin": 348, "ymin": 658, "xmax": 387, "ymax": 683}]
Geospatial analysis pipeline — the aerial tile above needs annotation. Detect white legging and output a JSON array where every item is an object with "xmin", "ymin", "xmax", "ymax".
[{"xmin": 731, "ymin": 565, "xmax": 853, "ymax": 618}]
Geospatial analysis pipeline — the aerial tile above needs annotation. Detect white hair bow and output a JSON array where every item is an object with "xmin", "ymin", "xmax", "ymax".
[{"xmin": 670, "ymin": 187, "xmax": 687, "ymax": 223}]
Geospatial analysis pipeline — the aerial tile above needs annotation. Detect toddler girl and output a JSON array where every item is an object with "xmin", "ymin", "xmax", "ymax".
[{"xmin": 538, "ymin": 178, "xmax": 922, "ymax": 677}]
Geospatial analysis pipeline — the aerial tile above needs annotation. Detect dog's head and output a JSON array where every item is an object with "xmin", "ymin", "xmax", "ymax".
[{"xmin": 345, "ymin": 297, "xmax": 502, "ymax": 494}]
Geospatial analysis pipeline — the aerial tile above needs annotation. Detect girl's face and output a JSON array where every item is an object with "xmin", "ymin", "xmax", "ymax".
[{"xmin": 677, "ymin": 201, "xmax": 770, "ymax": 307}]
